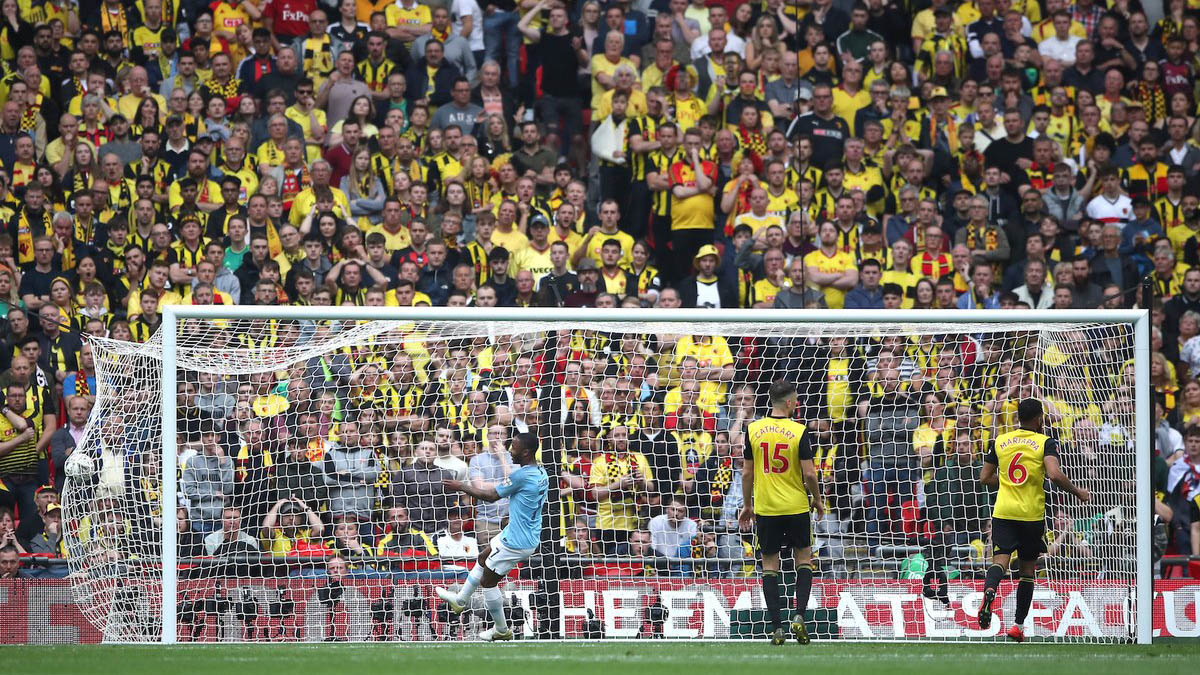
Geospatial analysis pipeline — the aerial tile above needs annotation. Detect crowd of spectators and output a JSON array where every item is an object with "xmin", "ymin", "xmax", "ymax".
[{"xmin": 0, "ymin": 0, "xmax": 1198, "ymax": 586}]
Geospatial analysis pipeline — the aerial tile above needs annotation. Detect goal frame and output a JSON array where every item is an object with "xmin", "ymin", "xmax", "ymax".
[{"xmin": 157, "ymin": 306, "xmax": 1153, "ymax": 644}]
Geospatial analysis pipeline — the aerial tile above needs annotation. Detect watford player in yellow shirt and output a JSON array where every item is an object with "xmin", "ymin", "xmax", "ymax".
[
  {"xmin": 977, "ymin": 398, "xmax": 1090, "ymax": 642},
  {"xmin": 739, "ymin": 379, "xmax": 823, "ymax": 646}
]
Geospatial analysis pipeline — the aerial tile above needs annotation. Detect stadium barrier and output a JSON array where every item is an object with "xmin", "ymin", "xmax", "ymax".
[{"xmin": 3, "ymin": 578, "xmax": 1196, "ymax": 643}]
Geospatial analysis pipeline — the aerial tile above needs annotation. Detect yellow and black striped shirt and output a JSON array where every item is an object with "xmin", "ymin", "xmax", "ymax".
[
  {"xmin": 646, "ymin": 148, "xmax": 682, "ymax": 217},
  {"xmin": 627, "ymin": 114, "xmax": 665, "ymax": 181},
  {"xmin": 356, "ymin": 58, "xmax": 396, "ymax": 93}
]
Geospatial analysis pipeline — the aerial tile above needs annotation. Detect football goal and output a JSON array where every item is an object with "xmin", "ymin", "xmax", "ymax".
[{"xmin": 61, "ymin": 306, "xmax": 1152, "ymax": 643}]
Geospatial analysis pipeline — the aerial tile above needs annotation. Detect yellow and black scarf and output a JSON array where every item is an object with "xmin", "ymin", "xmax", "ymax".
[{"xmin": 14, "ymin": 207, "xmax": 50, "ymax": 264}]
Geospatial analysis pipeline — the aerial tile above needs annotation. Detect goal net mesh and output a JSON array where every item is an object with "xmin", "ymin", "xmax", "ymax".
[{"xmin": 61, "ymin": 316, "xmax": 1140, "ymax": 642}]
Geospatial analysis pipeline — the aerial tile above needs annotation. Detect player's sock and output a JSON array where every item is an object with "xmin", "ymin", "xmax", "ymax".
[
  {"xmin": 454, "ymin": 566, "xmax": 485, "ymax": 604},
  {"xmin": 934, "ymin": 568, "xmax": 950, "ymax": 603},
  {"xmin": 984, "ymin": 563, "xmax": 1005, "ymax": 596},
  {"xmin": 482, "ymin": 586, "xmax": 509, "ymax": 634},
  {"xmin": 762, "ymin": 570, "xmax": 783, "ymax": 630},
  {"xmin": 793, "ymin": 564, "xmax": 813, "ymax": 622},
  {"xmin": 921, "ymin": 569, "xmax": 937, "ymax": 598},
  {"xmin": 1014, "ymin": 576, "xmax": 1035, "ymax": 625}
]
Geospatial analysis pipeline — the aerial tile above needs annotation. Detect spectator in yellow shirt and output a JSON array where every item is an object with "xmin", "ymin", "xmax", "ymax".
[
  {"xmin": 804, "ymin": 220, "xmax": 860, "ymax": 309},
  {"xmin": 591, "ymin": 31, "xmax": 635, "ymax": 109}
]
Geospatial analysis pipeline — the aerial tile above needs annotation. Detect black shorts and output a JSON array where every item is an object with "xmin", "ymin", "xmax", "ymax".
[
  {"xmin": 756, "ymin": 513, "xmax": 812, "ymax": 554},
  {"xmin": 992, "ymin": 517, "xmax": 1046, "ymax": 561}
]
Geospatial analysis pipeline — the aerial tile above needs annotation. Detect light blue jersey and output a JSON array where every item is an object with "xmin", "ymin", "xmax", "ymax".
[{"xmin": 496, "ymin": 463, "xmax": 549, "ymax": 550}]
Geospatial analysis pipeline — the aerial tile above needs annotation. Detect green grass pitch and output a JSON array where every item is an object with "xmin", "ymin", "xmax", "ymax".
[{"xmin": 6, "ymin": 641, "xmax": 1200, "ymax": 675}]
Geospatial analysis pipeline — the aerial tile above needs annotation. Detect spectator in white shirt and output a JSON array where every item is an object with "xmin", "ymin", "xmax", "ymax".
[
  {"xmin": 1037, "ymin": 12, "xmax": 1082, "ymax": 66},
  {"xmin": 691, "ymin": 9, "xmax": 745, "ymax": 59},
  {"xmin": 647, "ymin": 497, "xmax": 699, "ymax": 558},
  {"xmin": 1013, "ymin": 259, "xmax": 1055, "ymax": 309},
  {"xmin": 203, "ymin": 506, "xmax": 262, "ymax": 555},
  {"xmin": 436, "ymin": 509, "xmax": 480, "ymax": 565},
  {"xmin": 432, "ymin": 424, "xmax": 469, "ymax": 480}
]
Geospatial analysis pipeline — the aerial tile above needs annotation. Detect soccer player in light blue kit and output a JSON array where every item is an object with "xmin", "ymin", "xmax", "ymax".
[{"xmin": 436, "ymin": 431, "xmax": 548, "ymax": 641}]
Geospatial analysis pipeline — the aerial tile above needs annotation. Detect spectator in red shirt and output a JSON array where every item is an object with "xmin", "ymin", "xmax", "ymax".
[
  {"xmin": 263, "ymin": 0, "xmax": 316, "ymax": 50},
  {"xmin": 323, "ymin": 118, "xmax": 361, "ymax": 186}
]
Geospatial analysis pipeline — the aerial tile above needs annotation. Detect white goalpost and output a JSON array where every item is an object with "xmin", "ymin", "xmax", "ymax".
[{"xmin": 62, "ymin": 307, "xmax": 1152, "ymax": 644}]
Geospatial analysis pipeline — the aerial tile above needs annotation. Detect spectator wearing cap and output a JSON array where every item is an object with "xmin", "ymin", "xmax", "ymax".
[
  {"xmin": 1122, "ymin": 196, "xmax": 1165, "ymax": 263},
  {"xmin": 844, "ymin": 258, "xmax": 885, "ymax": 309},
  {"xmin": 102, "ymin": 114, "xmax": 141, "ymax": 165},
  {"xmin": 12, "ymin": 482, "xmax": 55, "ymax": 545},
  {"xmin": 511, "ymin": 213, "xmax": 552, "ymax": 281},
  {"xmin": 563, "ymin": 257, "xmax": 601, "ymax": 307},
  {"xmin": 678, "ymin": 244, "xmax": 736, "ymax": 309},
  {"xmin": 23, "ymin": 500, "xmax": 65, "ymax": 577}
]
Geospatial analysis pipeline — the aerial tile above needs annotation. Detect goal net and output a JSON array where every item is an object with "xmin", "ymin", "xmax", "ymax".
[{"xmin": 61, "ymin": 307, "xmax": 1150, "ymax": 643}]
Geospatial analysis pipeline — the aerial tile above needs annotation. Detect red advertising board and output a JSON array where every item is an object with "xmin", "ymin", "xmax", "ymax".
[{"xmin": 1, "ymin": 578, "xmax": 1197, "ymax": 643}]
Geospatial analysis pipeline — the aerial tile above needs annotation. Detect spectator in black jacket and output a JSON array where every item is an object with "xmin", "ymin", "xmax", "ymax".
[
  {"xmin": 471, "ymin": 60, "xmax": 519, "ymax": 134},
  {"xmin": 418, "ymin": 240, "xmax": 454, "ymax": 306},
  {"xmin": 235, "ymin": 235, "xmax": 271, "ymax": 304},
  {"xmin": 275, "ymin": 433, "xmax": 328, "ymax": 511},
  {"xmin": 1163, "ymin": 268, "xmax": 1200, "ymax": 342},
  {"xmin": 679, "ymin": 245, "xmax": 737, "ymax": 308},
  {"xmin": 393, "ymin": 438, "xmax": 455, "ymax": 533},
  {"xmin": 1088, "ymin": 224, "xmax": 1137, "ymax": 305},
  {"xmin": 630, "ymin": 396, "xmax": 677, "ymax": 503},
  {"xmin": 843, "ymin": 258, "xmax": 885, "ymax": 309},
  {"xmin": 922, "ymin": 431, "xmax": 989, "ymax": 603},
  {"xmin": 405, "ymin": 40, "xmax": 462, "ymax": 107}
]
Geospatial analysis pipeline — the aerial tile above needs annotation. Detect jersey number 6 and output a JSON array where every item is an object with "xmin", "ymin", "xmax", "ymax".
[
  {"xmin": 760, "ymin": 442, "xmax": 790, "ymax": 474},
  {"xmin": 1007, "ymin": 452, "xmax": 1028, "ymax": 485}
]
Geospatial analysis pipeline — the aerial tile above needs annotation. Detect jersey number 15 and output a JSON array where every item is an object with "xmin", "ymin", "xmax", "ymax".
[{"xmin": 760, "ymin": 442, "xmax": 790, "ymax": 474}]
